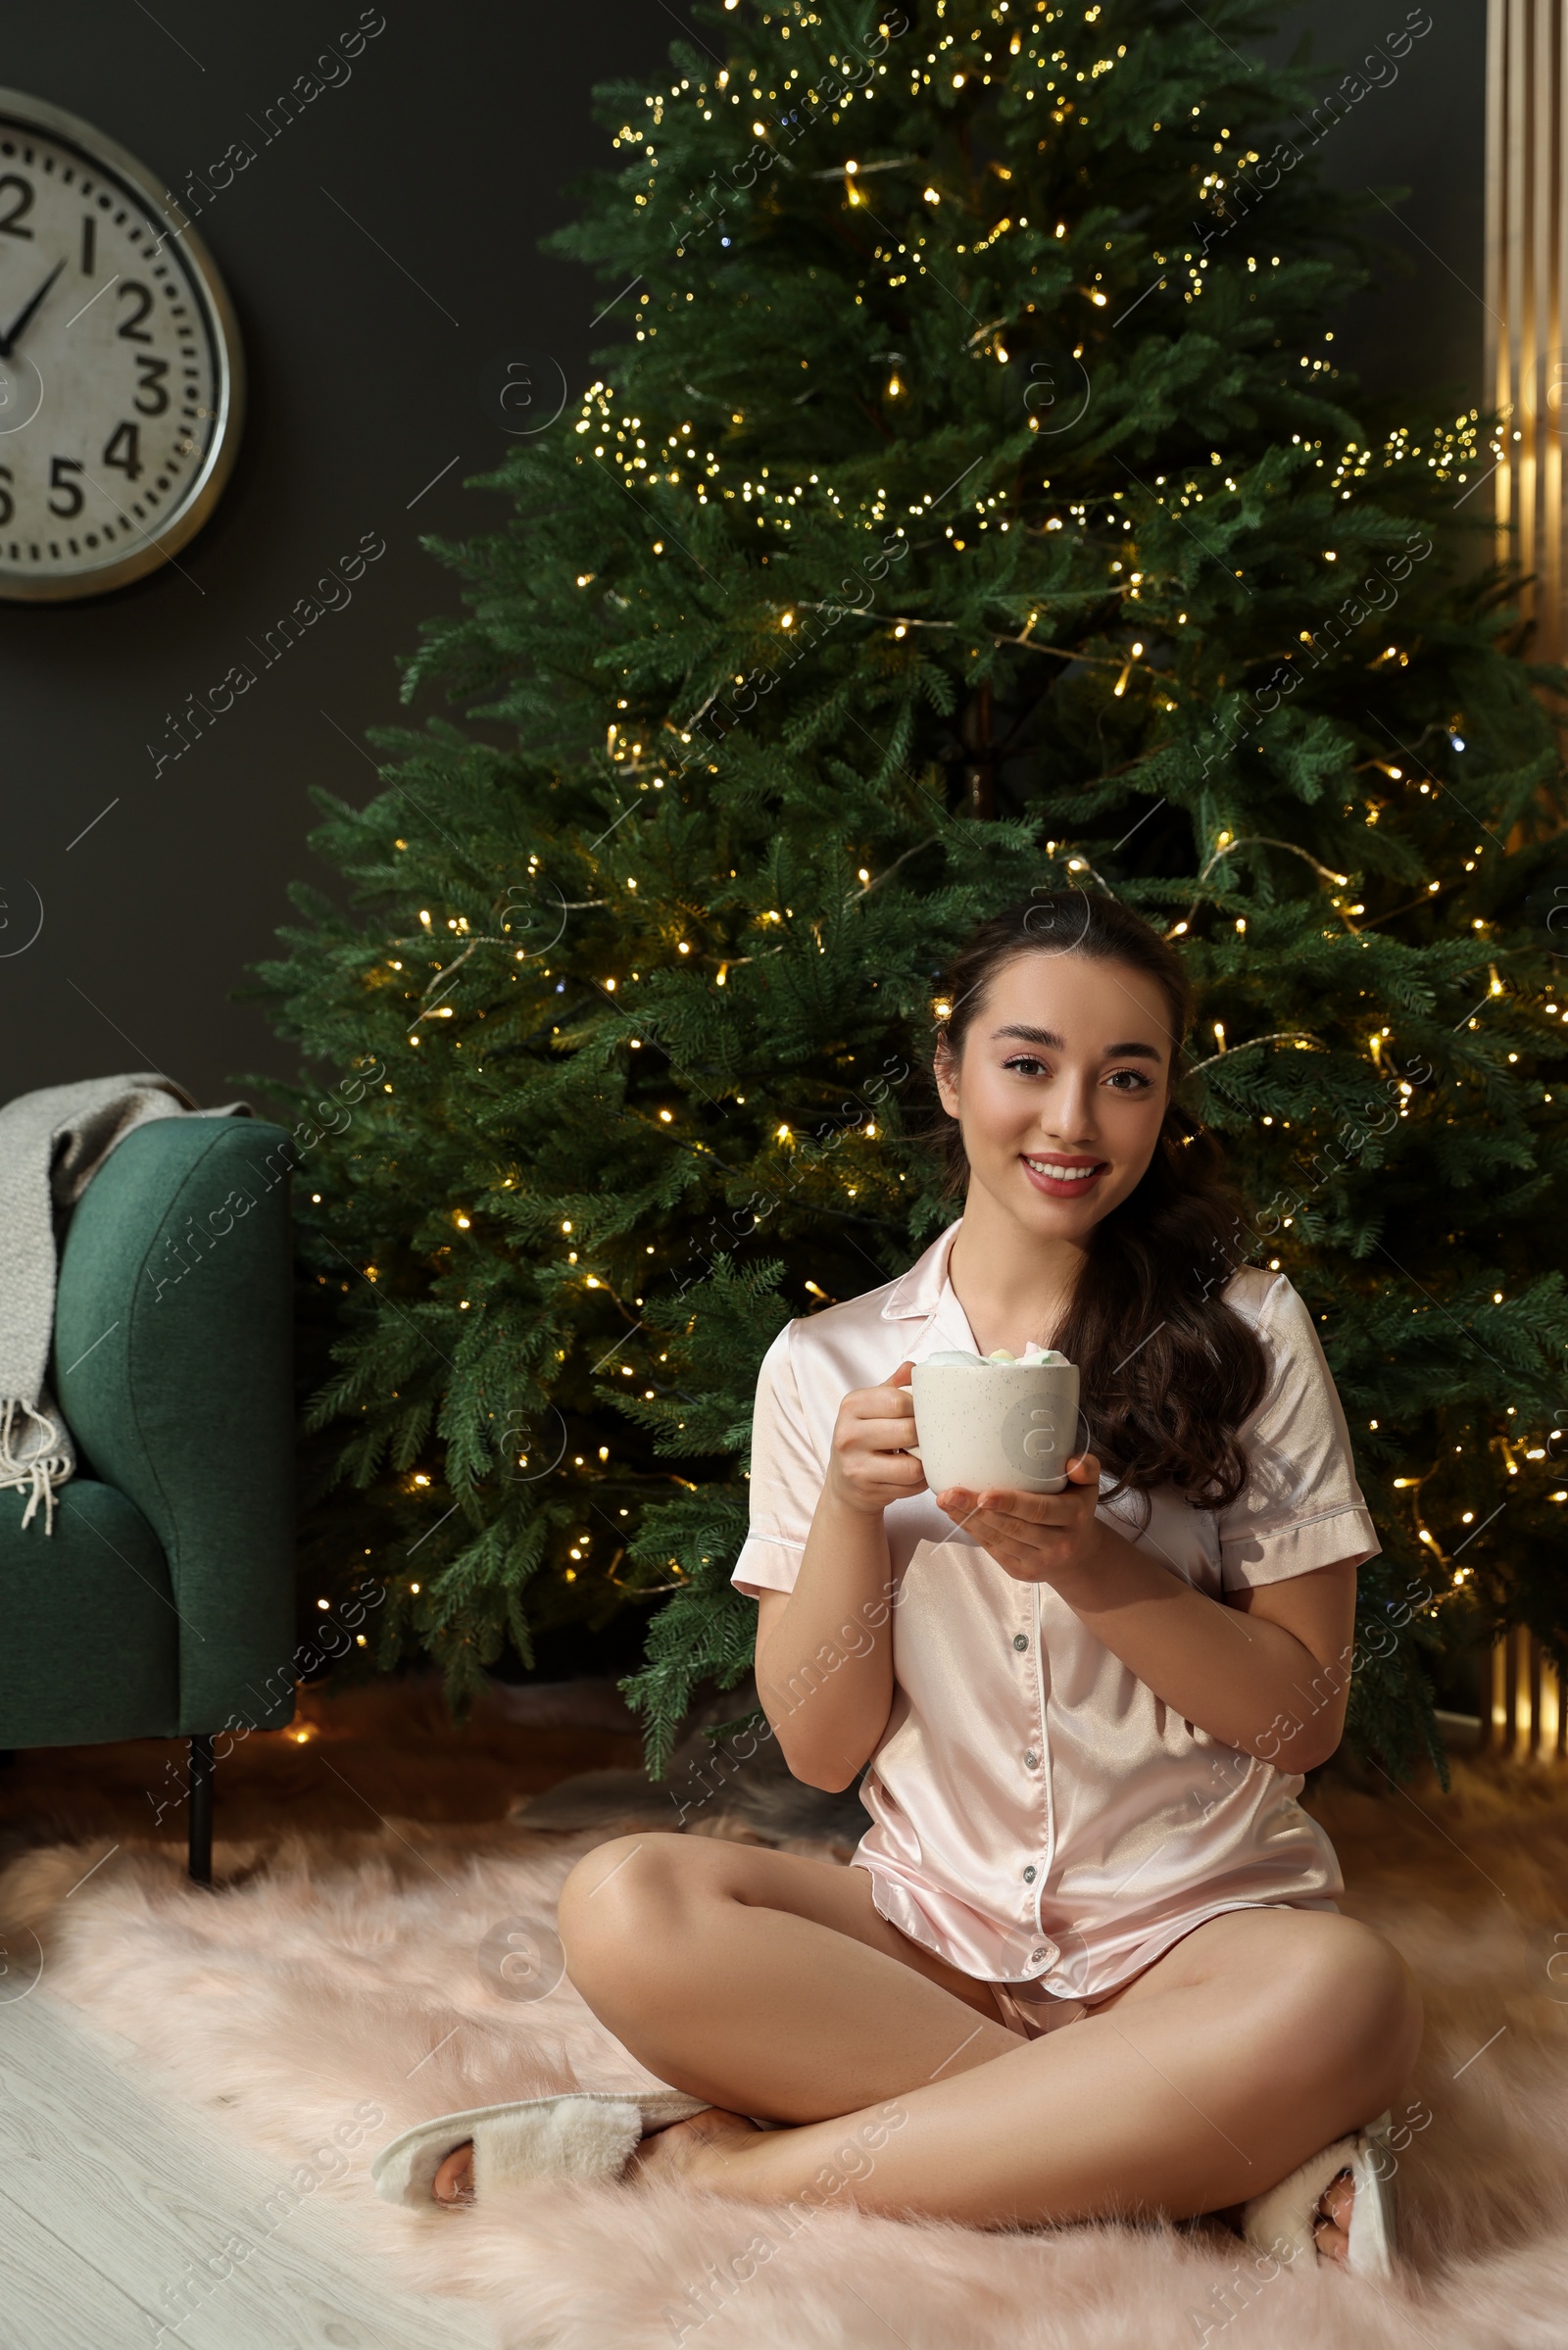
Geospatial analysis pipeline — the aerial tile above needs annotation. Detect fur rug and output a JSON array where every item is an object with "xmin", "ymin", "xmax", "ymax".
[{"xmin": 4, "ymin": 1692, "xmax": 1568, "ymax": 2348}]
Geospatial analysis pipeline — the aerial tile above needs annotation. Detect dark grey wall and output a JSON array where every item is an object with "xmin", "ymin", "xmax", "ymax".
[
  {"xmin": 0, "ymin": 0, "xmax": 673, "ymax": 1109},
  {"xmin": 0, "ymin": 2, "xmax": 1487, "ymax": 1112},
  {"xmin": 1271, "ymin": 0, "xmax": 1488, "ymax": 403}
]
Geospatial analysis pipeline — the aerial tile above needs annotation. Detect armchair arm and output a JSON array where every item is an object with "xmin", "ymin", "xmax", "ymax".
[{"xmin": 52, "ymin": 1116, "xmax": 298, "ymax": 1735}]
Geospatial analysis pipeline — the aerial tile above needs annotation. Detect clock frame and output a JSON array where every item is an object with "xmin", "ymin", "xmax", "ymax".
[{"xmin": 0, "ymin": 86, "xmax": 243, "ymax": 603}]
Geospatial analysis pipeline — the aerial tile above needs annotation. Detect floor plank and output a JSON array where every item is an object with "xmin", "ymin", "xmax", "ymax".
[
  {"xmin": 0, "ymin": 1991, "xmax": 486, "ymax": 2350},
  {"xmin": 0, "ymin": 2180, "xmax": 158, "ymax": 2343}
]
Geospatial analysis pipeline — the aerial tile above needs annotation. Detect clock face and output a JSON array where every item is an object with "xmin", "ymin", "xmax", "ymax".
[{"xmin": 0, "ymin": 89, "xmax": 242, "ymax": 601}]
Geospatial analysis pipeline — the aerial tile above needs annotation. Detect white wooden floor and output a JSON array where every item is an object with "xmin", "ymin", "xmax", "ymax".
[{"xmin": 0, "ymin": 1990, "xmax": 489, "ymax": 2350}]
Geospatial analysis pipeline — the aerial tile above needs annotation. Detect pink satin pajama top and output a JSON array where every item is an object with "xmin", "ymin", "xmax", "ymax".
[{"xmin": 730, "ymin": 1217, "xmax": 1381, "ymax": 2001}]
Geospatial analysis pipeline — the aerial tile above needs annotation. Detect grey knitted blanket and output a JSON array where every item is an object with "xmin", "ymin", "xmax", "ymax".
[{"xmin": 0, "ymin": 1073, "xmax": 252, "ymax": 1534}]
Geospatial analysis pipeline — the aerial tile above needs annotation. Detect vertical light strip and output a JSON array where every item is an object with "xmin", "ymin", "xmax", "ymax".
[
  {"xmin": 1486, "ymin": 1, "xmax": 1508, "ymax": 563},
  {"xmin": 1557, "ymin": 2, "xmax": 1568, "ymax": 660},
  {"xmin": 1488, "ymin": 0, "xmax": 1568, "ymax": 660},
  {"xmin": 1484, "ymin": 1634, "xmax": 1565, "ymax": 1761},
  {"xmin": 1538, "ymin": 3, "xmax": 1560, "ymax": 641},
  {"xmin": 1524, "ymin": 0, "xmax": 1536, "ymax": 598},
  {"xmin": 1513, "ymin": 1, "xmax": 1531, "ymax": 602},
  {"xmin": 1540, "ymin": 1647, "xmax": 1561, "ymax": 1754}
]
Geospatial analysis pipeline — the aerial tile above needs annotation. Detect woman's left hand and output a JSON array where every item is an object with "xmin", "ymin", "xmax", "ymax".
[{"xmin": 935, "ymin": 1452, "xmax": 1108, "ymax": 1586}]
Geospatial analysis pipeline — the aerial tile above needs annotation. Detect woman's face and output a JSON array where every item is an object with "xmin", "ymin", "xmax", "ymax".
[{"xmin": 934, "ymin": 950, "xmax": 1174, "ymax": 1240}]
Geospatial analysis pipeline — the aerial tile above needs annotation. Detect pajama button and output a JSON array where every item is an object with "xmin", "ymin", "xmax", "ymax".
[
  {"xmin": 1013, "ymin": 1634, "xmax": 1028, "ymax": 1651},
  {"xmin": 1024, "ymin": 1750, "xmax": 1039, "ymax": 1769},
  {"xmin": 1031, "ymin": 1948, "xmax": 1047, "ymax": 1965},
  {"xmin": 1022, "ymin": 1865, "xmax": 1036, "ymax": 1883}
]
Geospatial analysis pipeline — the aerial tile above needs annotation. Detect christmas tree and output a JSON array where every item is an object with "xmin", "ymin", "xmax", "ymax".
[{"xmin": 251, "ymin": 0, "xmax": 1568, "ymax": 1784}]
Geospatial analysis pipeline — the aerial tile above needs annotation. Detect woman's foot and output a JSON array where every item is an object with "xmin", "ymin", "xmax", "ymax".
[{"xmin": 1312, "ymin": 2166, "xmax": 1354, "ymax": 2264}]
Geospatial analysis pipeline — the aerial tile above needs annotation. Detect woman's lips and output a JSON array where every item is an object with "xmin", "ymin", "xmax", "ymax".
[{"xmin": 1020, "ymin": 1153, "xmax": 1108, "ymax": 1200}]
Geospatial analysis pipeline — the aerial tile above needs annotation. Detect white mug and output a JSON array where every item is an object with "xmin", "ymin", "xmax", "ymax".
[{"xmin": 907, "ymin": 1360, "xmax": 1081, "ymax": 1495}]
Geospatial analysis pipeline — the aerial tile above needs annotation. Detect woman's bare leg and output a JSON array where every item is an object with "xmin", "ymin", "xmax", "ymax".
[
  {"xmin": 557, "ymin": 1832, "xmax": 1018, "ymax": 2119},
  {"xmin": 429, "ymin": 1833, "xmax": 1016, "ymax": 2207},
  {"xmin": 556, "ymin": 1833, "xmax": 1423, "ymax": 2232}
]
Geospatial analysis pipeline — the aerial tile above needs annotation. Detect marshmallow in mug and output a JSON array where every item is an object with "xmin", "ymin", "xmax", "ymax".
[{"xmin": 926, "ymin": 1344, "xmax": 1071, "ymax": 1368}]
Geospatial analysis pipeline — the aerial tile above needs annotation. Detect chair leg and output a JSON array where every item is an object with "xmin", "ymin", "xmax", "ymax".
[{"xmin": 188, "ymin": 1734, "xmax": 214, "ymax": 1886}]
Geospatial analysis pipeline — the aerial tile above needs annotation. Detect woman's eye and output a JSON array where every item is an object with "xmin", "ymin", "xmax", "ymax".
[
  {"xmin": 1104, "ymin": 1068, "xmax": 1153, "ymax": 1092},
  {"xmin": 1004, "ymin": 1055, "xmax": 1049, "ymax": 1078}
]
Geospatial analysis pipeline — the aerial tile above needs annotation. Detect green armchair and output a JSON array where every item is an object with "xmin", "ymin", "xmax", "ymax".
[{"xmin": 0, "ymin": 1115, "xmax": 298, "ymax": 1879}]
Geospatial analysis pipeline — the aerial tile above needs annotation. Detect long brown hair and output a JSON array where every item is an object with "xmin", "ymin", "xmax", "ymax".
[{"xmin": 921, "ymin": 892, "xmax": 1269, "ymax": 1511}]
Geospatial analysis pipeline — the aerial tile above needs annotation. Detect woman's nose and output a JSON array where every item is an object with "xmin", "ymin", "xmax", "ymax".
[{"xmin": 1033, "ymin": 1079, "xmax": 1098, "ymax": 1145}]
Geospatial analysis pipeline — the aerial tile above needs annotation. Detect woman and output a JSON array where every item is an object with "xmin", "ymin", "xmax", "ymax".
[{"xmin": 437, "ymin": 892, "xmax": 1423, "ymax": 2261}]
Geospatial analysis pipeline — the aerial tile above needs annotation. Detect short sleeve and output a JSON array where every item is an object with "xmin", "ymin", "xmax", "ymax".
[
  {"xmin": 730, "ymin": 1318, "xmax": 825, "ymax": 1598},
  {"xmin": 1214, "ymin": 1275, "xmax": 1381, "ymax": 1592}
]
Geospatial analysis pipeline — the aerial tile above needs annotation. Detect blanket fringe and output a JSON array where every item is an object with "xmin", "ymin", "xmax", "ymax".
[{"xmin": 0, "ymin": 1396, "xmax": 69, "ymax": 1535}]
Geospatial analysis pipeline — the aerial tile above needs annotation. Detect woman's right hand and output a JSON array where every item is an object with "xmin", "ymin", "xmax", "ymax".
[{"xmin": 823, "ymin": 1358, "xmax": 928, "ymax": 1517}]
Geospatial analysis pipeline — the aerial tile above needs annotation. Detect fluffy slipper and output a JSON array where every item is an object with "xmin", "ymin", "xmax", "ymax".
[
  {"xmin": 371, "ymin": 2086, "xmax": 710, "ymax": 2209},
  {"xmin": 1240, "ymin": 2107, "xmax": 1396, "ymax": 2277}
]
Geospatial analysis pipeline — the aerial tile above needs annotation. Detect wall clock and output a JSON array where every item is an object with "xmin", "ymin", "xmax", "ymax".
[{"xmin": 0, "ymin": 88, "xmax": 243, "ymax": 602}]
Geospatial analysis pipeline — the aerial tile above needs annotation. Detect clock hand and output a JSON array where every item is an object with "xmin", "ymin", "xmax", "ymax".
[{"xmin": 0, "ymin": 258, "xmax": 66, "ymax": 361}]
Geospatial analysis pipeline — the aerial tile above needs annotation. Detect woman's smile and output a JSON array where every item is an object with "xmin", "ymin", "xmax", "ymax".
[{"xmin": 1020, "ymin": 1151, "xmax": 1110, "ymax": 1200}]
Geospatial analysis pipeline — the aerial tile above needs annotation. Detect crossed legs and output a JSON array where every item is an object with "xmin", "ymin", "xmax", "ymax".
[{"xmin": 549, "ymin": 1832, "xmax": 1422, "ymax": 2237}]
